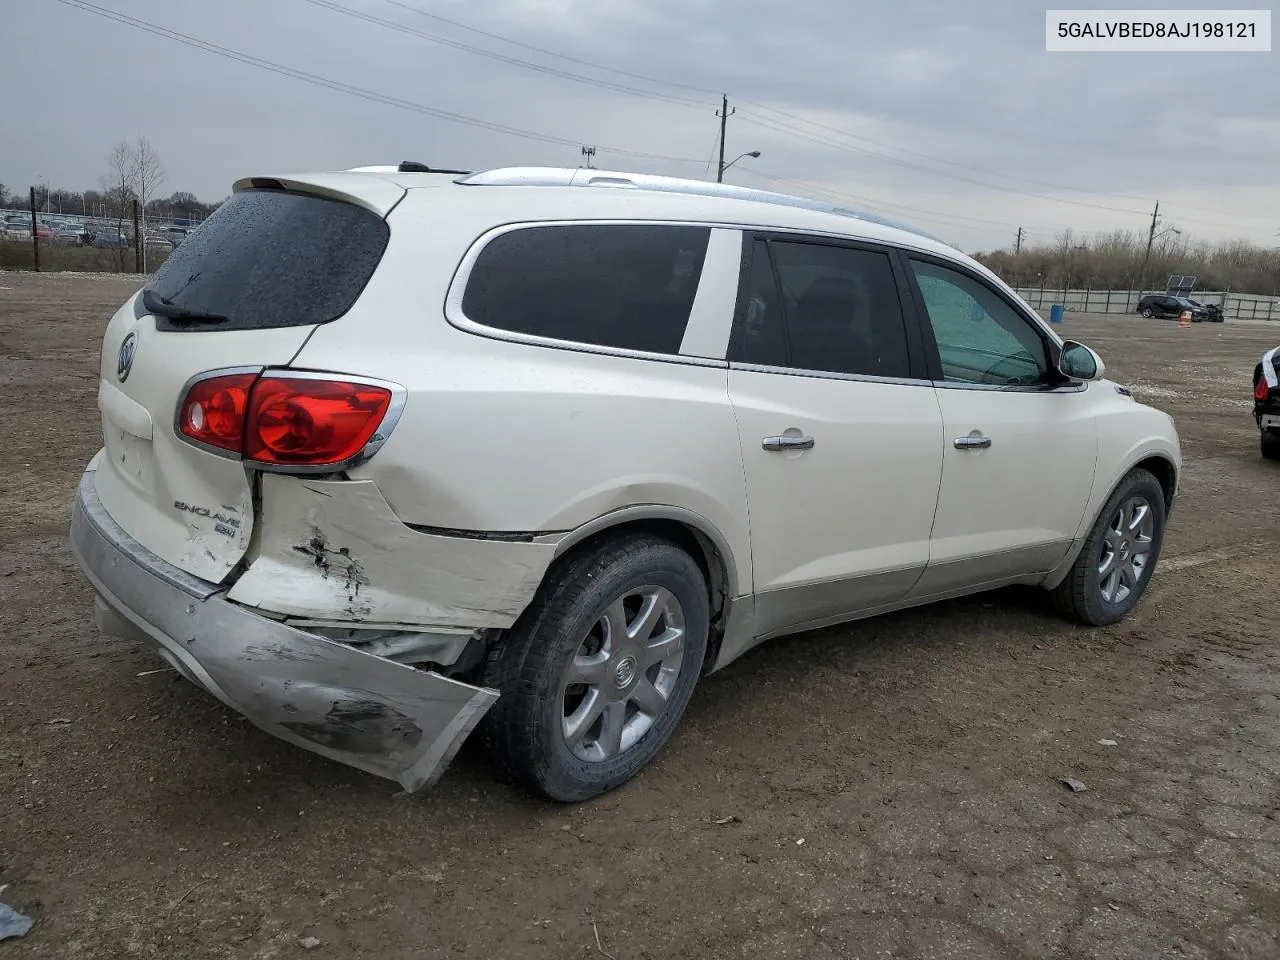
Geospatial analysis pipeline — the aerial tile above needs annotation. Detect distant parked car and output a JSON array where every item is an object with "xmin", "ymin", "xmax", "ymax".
[
  {"xmin": 33, "ymin": 224, "xmax": 55, "ymax": 241},
  {"xmin": 0, "ymin": 221, "xmax": 31, "ymax": 241},
  {"xmin": 160, "ymin": 225, "xmax": 191, "ymax": 247},
  {"xmin": 90, "ymin": 229, "xmax": 131, "ymax": 248},
  {"xmin": 1185, "ymin": 298, "xmax": 1224, "ymax": 322},
  {"xmin": 55, "ymin": 223, "xmax": 89, "ymax": 244},
  {"xmin": 1137, "ymin": 295, "xmax": 1208, "ymax": 321}
]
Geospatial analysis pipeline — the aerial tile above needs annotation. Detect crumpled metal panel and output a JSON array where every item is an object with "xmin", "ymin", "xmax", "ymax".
[{"xmin": 71, "ymin": 470, "xmax": 497, "ymax": 791}]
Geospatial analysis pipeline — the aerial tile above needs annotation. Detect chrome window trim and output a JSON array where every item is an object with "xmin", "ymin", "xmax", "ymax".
[
  {"xmin": 930, "ymin": 379, "xmax": 1088, "ymax": 395},
  {"xmin": 444, "ymin": 219, "xmax": 981, "ymax": 369},
  {"xmin": 172, "ymin": 366, "xmax": 409, "ymax": 474},
  {"xmin": 444, "ymin": 219, "xmax": 730, "ymax": 369},
  {"xmin": 728, "ymin": 361, "xmax": 933, "ymax": 389}
]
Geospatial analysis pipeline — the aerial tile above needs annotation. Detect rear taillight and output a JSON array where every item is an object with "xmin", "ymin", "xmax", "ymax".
[
  {"xmin": 245, "ymin": 376, "xmax": 393, "ymax": 466},
  {"xmin": 1256, "ymin": 378, "xmax": 1270, "ymax": 402},
  {"xmin": 179, "ymin": 372, "xmax": 257, "ymax": 453},
  {"xmin": 177, "ymin": 371, "xmax": 398, "ymax": 468}
]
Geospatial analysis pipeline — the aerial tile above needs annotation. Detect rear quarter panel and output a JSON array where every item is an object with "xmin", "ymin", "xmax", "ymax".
[{"xmin": 288, "ymin": 192, "xmax": 753, "ymax": 597}]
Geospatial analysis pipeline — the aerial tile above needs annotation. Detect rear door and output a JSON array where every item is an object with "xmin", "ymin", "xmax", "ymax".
[
  {"xmin": 92, "ymin": 174, "xmax": 404, "ymax": 583},
  {"xmin": 726, "ymin": 235, "xmax": 943, "ymax": 639}
]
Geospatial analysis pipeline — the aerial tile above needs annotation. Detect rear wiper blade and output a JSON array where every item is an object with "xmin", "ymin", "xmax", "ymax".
[{"xmin": 142, "ymin": 288, "xmax": 227, "ymax": 323}]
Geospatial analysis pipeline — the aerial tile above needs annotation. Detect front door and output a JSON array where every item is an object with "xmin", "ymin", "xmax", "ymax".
[
  {"xmin": 901, "ymin": 256, "xmax": 1098, "ymax": 596},
  {"xmin": 726, "ymin": 236, "xmax": 944, "ymax": 639}
]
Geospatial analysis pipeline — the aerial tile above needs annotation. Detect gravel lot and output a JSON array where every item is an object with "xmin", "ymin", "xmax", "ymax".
[{"xmin": 2, "ymin": 271, "xmax": 1279, "ymax": 959}]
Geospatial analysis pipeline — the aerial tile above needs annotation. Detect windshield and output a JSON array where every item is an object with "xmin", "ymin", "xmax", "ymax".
[{"xmin": 143, "ymin": 188, "xmax": 390, "ymax": 331}]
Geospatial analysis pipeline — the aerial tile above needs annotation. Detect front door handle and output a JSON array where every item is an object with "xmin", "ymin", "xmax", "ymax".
[
  {"xmin": 762, "ymin": 435, "xmax": 815, "ymax": 452},
  {"xmin": 954, "ymin": 435, "xmax": 992, "ymax": 450}
]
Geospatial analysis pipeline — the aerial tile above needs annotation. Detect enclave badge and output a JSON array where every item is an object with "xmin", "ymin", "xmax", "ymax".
[{"xmin": 117, "ymin": 331, "xmax": 138, "ymax": 382}]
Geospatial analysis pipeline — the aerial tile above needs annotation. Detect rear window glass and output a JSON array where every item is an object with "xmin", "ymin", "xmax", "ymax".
[
  {"xmin": 144, "ymin": 189, "xmax": 389, "ymax": 331},
  {"xmin": 460, "ymin": 224, "xmax": 711, "ymax": 355}
]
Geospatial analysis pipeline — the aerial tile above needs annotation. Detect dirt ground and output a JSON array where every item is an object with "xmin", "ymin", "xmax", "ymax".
[{"xmin": 2, "ymin": 270, "xmax": 1279, "ymax": 960}]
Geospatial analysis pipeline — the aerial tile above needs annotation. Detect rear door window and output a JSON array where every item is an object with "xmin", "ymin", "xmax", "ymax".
[
  {"xmin": 143, "ymin": 189, "xmax": 390, "ymax": 332},
  {"xmin": 460, "ymin": 224, "xmax": 711, "ymax": 355},
  {"xmin": 730, "ymin": 237, "xmax": 913, "ymax": 379}
]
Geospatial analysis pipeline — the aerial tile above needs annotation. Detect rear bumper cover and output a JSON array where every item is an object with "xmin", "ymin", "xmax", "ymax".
[{"xmin": 69, "ymin": 469, "xmax": 498, "ymax": 792}]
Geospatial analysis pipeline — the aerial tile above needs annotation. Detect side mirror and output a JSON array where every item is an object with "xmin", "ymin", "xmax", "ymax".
[{"xmin": 1059, "ymin": 340, "xmax": 1105, "ymax": 382}]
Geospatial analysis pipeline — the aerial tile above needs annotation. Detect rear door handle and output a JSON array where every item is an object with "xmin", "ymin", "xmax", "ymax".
[
  {"xmin": 762, "ymin": 435, "xmax": 815, "ymax": 452},
  {"xmin": 954, "ymin": 435, "xmax": 992, "ymax": 450}
]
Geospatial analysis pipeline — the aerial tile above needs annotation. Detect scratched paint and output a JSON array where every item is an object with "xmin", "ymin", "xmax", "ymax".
[{"xmin": 227, "ymin": 475, "xmax": 563, "ymax": 628}]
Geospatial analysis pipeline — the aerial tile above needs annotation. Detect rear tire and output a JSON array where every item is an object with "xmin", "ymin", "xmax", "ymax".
[
  {"xmin": 1050, "ymin": 469, "xmax": 1167, "ymax": 626},
  {"xmin": 1263, "ymin": 431, "xmax": 1280, "ymax": 462},
  {"xmin": 480, "ymin": 534, "xmax": 709, "ymax": 802}
]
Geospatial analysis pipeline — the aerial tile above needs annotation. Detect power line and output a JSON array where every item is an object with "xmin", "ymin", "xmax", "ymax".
[
  {"xmin": 740, "ymin": 168, "xmax": 1036, "ymax": 236},
  {"xmin": 50, "ymin": 0, "xmax": 707, "ymax": 167},
  {"xmin": 294, "ymin": 0, "xmax": 709, "ymax": 109},
  {"xmin": 346, "ymin": 1, "xmax": 1274, "ymax": 229},
  {"xmin": 739, "ymin": 99, "xmax": 1153, "ymax": 205},
  {"xmin": 738, "ymin": 110, "xmax": 1269, "ymax": 234},
  {"xmin": 366, "ymin": 2, "xmax": 1274, "ymax": 227},
  {"xmin": 370, "ymin": 0, "xmax": 721, "ymax": 97},
  {"xmin": 737, "ymin": 110, "xmax": 1152, "ymax": 216}
]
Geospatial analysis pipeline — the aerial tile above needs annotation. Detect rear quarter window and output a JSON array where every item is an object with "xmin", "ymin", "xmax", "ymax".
[
  {"xmin": 460, "ymin": 224, "xmax": 711, "ymax": 355},
  {"xmin": 143, "ymin": 189, "xmax": 390, "ymax": 332}
]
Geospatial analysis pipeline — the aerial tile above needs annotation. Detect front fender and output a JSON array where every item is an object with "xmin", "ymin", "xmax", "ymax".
[{"xmin": 1042, "ymin": 401, "xmax": 1180, "ymax": 590}]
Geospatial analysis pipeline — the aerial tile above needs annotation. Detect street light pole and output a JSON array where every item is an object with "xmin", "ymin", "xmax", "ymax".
[
  {"xmin": 719, "ymin": 151, "xmax": 762, "ymax": 179},
  {"xmin": 716, "ymin": 94, "xmax": 733, "ymax": 182}
]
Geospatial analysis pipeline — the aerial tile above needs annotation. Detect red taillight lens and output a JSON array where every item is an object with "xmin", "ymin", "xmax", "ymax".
[
  {"xmin": 1256, "ymin": 378, "xmax": 1270, "ymax": 402},
  {"xmin": 178, "ymin": 373, "xmax": 256, "ymax": 453},
  {"xmin": 244, "ymin": 376, "xmax": 393, "ymax": 466}
]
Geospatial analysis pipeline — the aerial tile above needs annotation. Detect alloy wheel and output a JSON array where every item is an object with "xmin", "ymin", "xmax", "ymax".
[
  {"xmin": 1098, "ymin": 496, "xmax": 1155, "ymax": 605},
  {"xmin": 559, "ymin": 586, "xmax": 686, "ymax": 763}
]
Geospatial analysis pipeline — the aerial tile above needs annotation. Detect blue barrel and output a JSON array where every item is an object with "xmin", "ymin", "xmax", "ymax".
[{"xmin": 1049, "ymin": 304, "xmax": 1065, "ymax": 324}]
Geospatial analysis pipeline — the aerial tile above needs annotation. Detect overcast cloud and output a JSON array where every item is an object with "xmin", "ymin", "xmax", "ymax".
[{"xmin": 3, "ymin": 0, "xmax": 1277, "ymax": 251}]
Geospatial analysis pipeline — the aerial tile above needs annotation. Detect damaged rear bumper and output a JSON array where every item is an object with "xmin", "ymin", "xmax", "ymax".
[{"xmin": 69, "ymin": 469, "xmax": 498, "ymax": 792}]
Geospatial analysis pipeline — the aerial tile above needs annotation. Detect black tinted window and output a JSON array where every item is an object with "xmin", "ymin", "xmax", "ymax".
[
  {"xmin": 144, "ymin": 189, "xmax": 389, "ymax": 331},
  {"xmin": 733, "ymin": 240, "xmax": 789, "ymax": 366},
  {"xmin": 734, "ymin": 240, "xmax": 911, "ymax": 378},
  {"xmin": 461, "ymin": 224, "xmax": 710, "ymax": 354}
]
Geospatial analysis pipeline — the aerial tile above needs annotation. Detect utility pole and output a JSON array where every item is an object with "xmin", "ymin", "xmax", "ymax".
[
  {"xmin": 716, "ymin": 94, "xmax": 734, "ymax": 183},
  {"xmin": 29, "ymin": 186, "xmax": 39, "ymax": 273},
  {"xmin": 580, "ymin": 145, "xmax": 596, "ymax": 169},
  {"xmin": 1015, "ymin": 227, "xmax": 1024, "ymax": 255},
  {"xmin": 1138, "ymin": 200, "xmax": 1159, "ymax": 294}
]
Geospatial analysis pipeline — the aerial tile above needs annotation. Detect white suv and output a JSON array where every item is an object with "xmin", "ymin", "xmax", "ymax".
[{"xmin": 71, "ymin": 163, "xmax": 1181, "ymax": 801}]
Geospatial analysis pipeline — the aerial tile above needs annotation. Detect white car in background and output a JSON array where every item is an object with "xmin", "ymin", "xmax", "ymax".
[
  {"xmin": 1, "ymin": 218, "xmax": 31, "ymax": 241},
  {"xmin": 70, "ymin": 164, "xmax": 1182, "ymax": 802}
]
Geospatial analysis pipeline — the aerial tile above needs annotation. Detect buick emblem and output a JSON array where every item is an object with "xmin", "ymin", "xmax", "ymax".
[{"xmin": 117, "ymin": 331, "xmax": 138, "ymax": 382}]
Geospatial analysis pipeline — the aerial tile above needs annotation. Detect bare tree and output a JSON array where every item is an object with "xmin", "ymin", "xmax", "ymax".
[
  {"xmin": 131, "ymin": 137, "xmax": 166, "ymax": 271},
  {"xmin": 103, "ymin": 140, "xmax": 134, "ymax": 271}
]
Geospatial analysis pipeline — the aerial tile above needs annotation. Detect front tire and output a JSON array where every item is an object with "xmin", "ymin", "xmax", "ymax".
[
  {"xmin": 480, "ymin": 535, "xmax": 709, "ymax": 802},
  {"xmin": 1051, "ymin": 468, "xmax": 1167, "ymax": 626},
  {"xmin": 1141, "ymin": 308, "xmax": 1154, "ymax": 318}
]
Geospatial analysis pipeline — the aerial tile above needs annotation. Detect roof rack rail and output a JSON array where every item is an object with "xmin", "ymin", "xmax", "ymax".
[{"xmin": 453, "ymin": 167, "xmax": 938, "ymax": 242}]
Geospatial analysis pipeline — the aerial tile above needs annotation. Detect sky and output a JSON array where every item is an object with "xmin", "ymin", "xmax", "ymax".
[{"xmin": 3, "ymin": 0, "xmax": 1278, "ymax": 253}]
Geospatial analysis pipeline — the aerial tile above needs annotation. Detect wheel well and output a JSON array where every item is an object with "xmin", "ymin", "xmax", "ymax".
[
  {"xmin": 1133, "ymin": 456, "xmax": 1176, "ymax": 511},
  {"xmin": 549, "ymin": 518, "xmax": 731, "ymax": 673}
]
